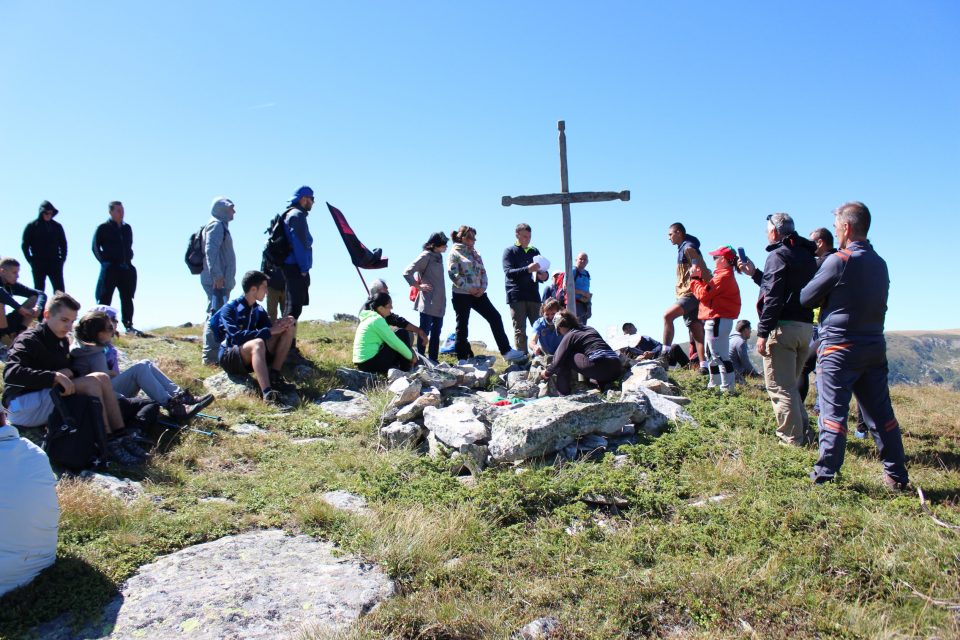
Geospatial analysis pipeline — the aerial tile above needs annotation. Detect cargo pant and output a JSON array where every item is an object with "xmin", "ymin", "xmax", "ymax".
[
  {"xmin": 762, "ymin": 321, "xmax": 814, "ymax": 445},
  {"xmin": 810, "ymin": 338, "xmax": 908, "ymax": 484}
]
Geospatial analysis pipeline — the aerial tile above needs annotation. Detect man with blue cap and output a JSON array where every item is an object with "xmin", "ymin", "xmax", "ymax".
[{"xmin": 282, "ymin": 186, "xmax": 314, "ymax": 363}]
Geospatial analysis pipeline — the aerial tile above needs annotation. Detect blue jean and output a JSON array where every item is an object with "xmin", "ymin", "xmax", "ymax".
[
  {"xmin": 202, "ymin": 285, "xmax": 230, "ymax": 365},
  {"xmin": 419, "ymin": 313, "xmax": 444, "ymax": 361},
  {"xmin": 811, "ymin": 338, "xmax": 908, "ymax": 484}
]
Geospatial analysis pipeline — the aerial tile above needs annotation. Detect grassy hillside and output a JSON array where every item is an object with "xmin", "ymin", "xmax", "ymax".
[
  {"xmin": 2, "ymin": 321, "xmax": 959, "ymax": 639},
  {"xmin": 886, "ymin": 330, "xmax": 960, "ymax": 391}
]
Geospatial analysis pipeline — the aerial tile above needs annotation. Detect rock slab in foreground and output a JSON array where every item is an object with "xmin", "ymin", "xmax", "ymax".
[
  {"xmin": 60, "ymin": 529, "xmax": 393, "ymax": 640},
  {"xmin": 317, "ymin": 389, "xmax": 372, "ymax": 420},
  {"xmin": 489, "ymin": 399, "xmax": 637, "ymax": 463}
]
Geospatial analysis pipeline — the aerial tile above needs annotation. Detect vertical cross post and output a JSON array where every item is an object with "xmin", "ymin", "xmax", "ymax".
[{"xmin": 558, "ymin": 121, "xmax": 575, "ymax": 314}]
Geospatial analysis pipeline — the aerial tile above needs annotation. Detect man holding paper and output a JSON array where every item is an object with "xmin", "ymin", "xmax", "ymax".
[{"xmin": 503, "ymin": 223, "xmax": 549, "ymax": 354}]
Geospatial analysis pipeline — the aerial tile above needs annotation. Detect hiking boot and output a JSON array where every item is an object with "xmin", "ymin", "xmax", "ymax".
[
  {"xmin": 285, "ymin": 348, "xmax": 312, "ymax": 366},
  {"xmin": 882, "ymin": 474, "xmax": 909, "ymax": 492},
  {"xmin": 503, "ymin": 348, "xmax": 527, "ymax": 363},
  {"xmin": 119, "ymin": 435, "xmax": 150, "ymax": 459},
  {"xmin": 173, "ymin": 389, "xmax": 214, "ymax": 407},
  {"xmin": 125, "ymin": 326, "xmax": 147, "ymax": 337},
  {"xmin": 263, "ymin": 389, "xmax": 294, "ymax": 412},
  {"xmin": 269, "ymin": 370, "xmax": 296, "ymax": 391},
  {"xmin": 166, "ymin": 399, "xmax": 207, "ymax": 419},
  {"xmin": 106, "ymin": 439, "xmax": 145, "ymax": 466}
]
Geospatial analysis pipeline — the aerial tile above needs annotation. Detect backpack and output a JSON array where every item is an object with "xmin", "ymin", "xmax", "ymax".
[
  {"xmin": 262, "ymin": 209, "xmax": 293, "ymax": 268},
  {"xmin": 185, "ymin": 225, "xmax": 206, "ymax": 275},
  {"xmin": 43, "ymin": 388, "xmax": 109, "ymax": 472}
]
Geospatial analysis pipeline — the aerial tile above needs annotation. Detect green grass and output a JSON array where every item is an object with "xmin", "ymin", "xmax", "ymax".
[{"xmin": 2, "ymin": 320, "xmax": 959, "ymax": 639}]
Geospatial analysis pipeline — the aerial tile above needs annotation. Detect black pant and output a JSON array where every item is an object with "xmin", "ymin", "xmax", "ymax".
[
  {"xmin": 799, "ymin": 336, "xmax": 820, "ymax": 402},
  {"xmin": 31, "ymin": 261, "xmax": 65, "ymax": 293},
  {"xmin": 95, "ymin": 264, "xmax": 137, "ymax": 329},
  {"xmin": 451, "ymin": 292, "xmax": 512, "ymax": 360},
  {"xmin": 667, "ymin": 344, "xmax": 690, "ymax": 368},
  {"xmin": 555, "ymin": 354, "xmax": 622, "ymax": 395},
  {"xmin": 356, "ymin": 329, "xmax": 413, "ymax": 375},
  {"xmin": 282, "ymin": 265, "xmax": 310, "ymax": 320}
]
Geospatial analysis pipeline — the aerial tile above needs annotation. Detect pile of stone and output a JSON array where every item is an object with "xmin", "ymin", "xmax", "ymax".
[{"xmin": 375, "ymin": 357, "xmax": 696, "ymax": 473}]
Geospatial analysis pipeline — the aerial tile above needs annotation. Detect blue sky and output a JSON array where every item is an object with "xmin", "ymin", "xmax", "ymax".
[{"xmin": 1, "ymin": 1, "xmax": 957, "ymax": 346}]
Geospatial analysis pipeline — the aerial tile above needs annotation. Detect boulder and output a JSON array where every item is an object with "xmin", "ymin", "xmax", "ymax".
[
  {"xmin": 44, "ymin": 530, "xmax": 393, "ymax": 639},
  {"xmin": 515, "ymin": 616, "xmax": 563, "ymax": 639},
  {"xmin": 636, "ymin": 378, "xmax": 681, "ymax": 396},
  {"xmin": 387, "ymin": 377, "xmax": 422, "ymax": 408},
  {"xmin": 621, "ymin": 362, "xmax": 669, "ymax": 394},
  {"xmin": 509, "ymin": 380, "xmax": 540, "ymax": 399},
  {"xmin": 380, "ymin": 421, "xmax": 426, "ymax": 449},
  {"xmin": 317, "ymin": 389, "xmax": 372, "ymax": 420},
  {"xmin": 427, "ymin": 431, "xmax": 454, "ymax": 459},
  {"xmin": 204, "ymin": 372, "xmax": 298, "ymax": 406},
  {"xmin": 395, "ymin": 387, "xmax": 441, "ymax": 422},
  {"xmin": 321, "ymin": 490, "xmax": 370, "ymax": 516},
  {"xmin": 417, "ymin": 367, "xmax": 460, "ymax": 389},
  {"xmin": 624, "ymin": 388, "xmax": 697, "ymax": 434},
  {"xmin": 423, "ymin": 402, "xmax": 490, "ymax": 449},
  {"xmin": 488, "ymin": 398, "xmax": 637, "ymax": 463},
  {"xmin": 506, "ymin": 370, "xmax": 532, "ymax": 388},
  {"xmin": 386, "ymin": 368, "xmax": 406, "ymax": 383},
  {"xmin": 660, "ymin": 395, "xmax": 691, "ymax": 406},
  {"xmin": 335, "ymin": 367, "xmax": 378, "ymax": 392},
  {"xmin": 79, "ymin": 471, "xmax": 146, "ymax": 503}
]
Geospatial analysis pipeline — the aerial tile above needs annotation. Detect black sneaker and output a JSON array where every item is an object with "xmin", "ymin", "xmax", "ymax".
[
  {"xmin": 263, "ymin": 389, "xmax": 294, "ymax": 412},
  {"xmin": 269, "ymin": 370, "xmax": 296, "ymax": 391},
  {"xmin": 107, "ymin": 440, "xmax": 145, "ymax": 466}
]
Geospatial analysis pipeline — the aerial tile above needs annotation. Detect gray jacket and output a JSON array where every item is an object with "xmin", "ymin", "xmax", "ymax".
[
  {"xmin": 200, "ymin": 200, "xmax": 236, "ymax": 292},
  {"xmin": 403, "ymin": 250, "xmax": 446, "ymax": 317},
  {"xmin": 70, "ymin": 342, "xmax": 110, "ymax": 377}
]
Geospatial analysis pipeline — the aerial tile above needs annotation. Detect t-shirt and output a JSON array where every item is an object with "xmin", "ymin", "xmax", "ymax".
[{"xmin": 532, "ymin": 317, "xmax": 562, "ymax": 355}]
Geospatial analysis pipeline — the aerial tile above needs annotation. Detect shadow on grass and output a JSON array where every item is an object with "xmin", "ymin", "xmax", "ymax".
[{"xmin": 0, "ymin": 555, "xmax": 121, "ymax": 639}]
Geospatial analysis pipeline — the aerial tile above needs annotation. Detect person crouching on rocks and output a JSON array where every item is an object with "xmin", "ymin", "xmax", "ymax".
[
  {"xmin": 540, "ymin": 310, "xmax": 621, "ymax": 395},
  {"xmin": 354, "ymin": 292, "xmax": 418, "ymax": 375},
  {"xmin": 529, "ymin": 297, "xmax": 563, "ymax": 356}
]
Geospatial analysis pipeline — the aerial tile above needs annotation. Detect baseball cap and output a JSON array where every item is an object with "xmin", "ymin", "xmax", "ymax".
[{"xmin": 709, "ymin": 246, "xmax": 737, "ymax": 262}]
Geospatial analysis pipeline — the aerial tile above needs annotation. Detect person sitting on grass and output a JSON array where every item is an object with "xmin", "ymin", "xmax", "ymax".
[
  {"xmin": 529, "ymin": 297, "xmax": 563, "ymax": 356},
  {"xmin": 1, "ymin": 293, "xmax": 146, "ymax": 465},
  {"xmin": 213, "ymin": 270, "xmax": 297, "ymax": 410},
  {"xmin": 540, "ymin": 309, "xmax": 622, "ymax": 395},
  {"xmin": 71, "ymin": 309, "xmax": 213, "ymax": 418},
  {"xmin": 618, "ymin": 322, "xmax": 690, "ymax": 368},
  {"xmin": 353, "ymin": 292, "xmax": 417, "ymax": 375},
  {"xmin": 0, "ymin": 257, "xmax": 46, "ymax": 345}
]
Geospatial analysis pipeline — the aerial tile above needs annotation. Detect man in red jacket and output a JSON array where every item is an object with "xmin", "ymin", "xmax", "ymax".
[{"xmin": 690, "ymin": 246, "xmax": 742, "ymax": 392}]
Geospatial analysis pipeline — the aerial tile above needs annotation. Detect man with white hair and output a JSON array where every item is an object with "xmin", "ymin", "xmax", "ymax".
[
  {"xmin": 201, "ymin": 197, "xmax": 237, "ymax": 365},
  {"xmin": 739, "ymin": 212, "xmax": 817, "ymax": 447}
]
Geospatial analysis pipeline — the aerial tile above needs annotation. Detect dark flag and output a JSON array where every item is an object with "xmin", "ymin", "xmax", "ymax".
[{"xmin": 327, "ymin": 203, "xmax": 388, "ymax": 269}]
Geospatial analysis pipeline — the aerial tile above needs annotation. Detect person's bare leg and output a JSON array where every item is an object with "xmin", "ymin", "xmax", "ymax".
[
  {"xmin": 74, "ymin": 373, "xmax": 124, "ymax": 433},
  {"xmin": 241, "ymin": 339, "xmax": 270, "ymax": 393},
  {"xmin": 269, "ymin": 329, "xmax": 295, "ymax": 371},
  {"xmin": 662, "ymin": 304, "xmax": 683, "ymax": 346}
]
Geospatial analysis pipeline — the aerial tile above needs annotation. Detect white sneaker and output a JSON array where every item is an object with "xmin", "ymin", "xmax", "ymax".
[{"xmin": 503, "ymin": 349, "xmax": 528, "ymax": 362}]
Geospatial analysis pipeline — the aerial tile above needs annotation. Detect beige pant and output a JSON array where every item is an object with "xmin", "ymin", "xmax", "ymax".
[
  {"xmin": 266, "ymin": 287, "xmax": 286, "ymax": 323},
  {"xmin": 509, "ymin": 300, "xmax": 541, "ymax": 352},
  {"xmin": 762, "ymin": 322, "xmax": 814, "ymax": 445}
]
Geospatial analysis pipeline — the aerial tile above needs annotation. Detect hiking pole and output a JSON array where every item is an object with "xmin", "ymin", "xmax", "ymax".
[
  {"xmin": 195, "ymin": 412, "xmax": 222, "ymax": 422},
  {"xmin": 157, "ymin": 419, "xmax": 214, "ymax": 437}
]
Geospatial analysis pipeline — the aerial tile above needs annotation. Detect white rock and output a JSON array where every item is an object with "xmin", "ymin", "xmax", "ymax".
[
  {"xmin": 380, "ymin": 421, "xmax": 426, "ymax": 449},
  {"xmin": 423, "ymin": 402, "xmax": 489, "ymax": 449},
  {"xmin": 316, "ymin": 389, "xmax": 372, "ymax": 420},
  {"xmin": 395, "ymin": 387, "xmax": 441, "ymax": 422},
  {"xmin": 321, "ymin": 490, "xmax": 370, "ymax": 515},
  {"xmin": 78, "ymin": 471, "xmax": 145, "ymax": 503},
  {"xmin": 388, "ymin": 377, "xmax": 422, "ymax": 407},
  {"xmin": 231, "ymin": 423, "xmax": 267, "ymax": 437}
]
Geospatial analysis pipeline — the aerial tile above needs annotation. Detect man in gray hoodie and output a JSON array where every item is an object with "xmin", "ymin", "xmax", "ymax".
[{"xmin": 201, "ymin": 197, "xmax": 237, "ymax": 365}]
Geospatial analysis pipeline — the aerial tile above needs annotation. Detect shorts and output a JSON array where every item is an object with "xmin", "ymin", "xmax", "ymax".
[
  {"xmin": 6, "ymin": 389, "xmax": 55, "ymax": 428},
  {"xmin": 219, "ymin": 344, "xmax": 273, "ymax": 376},
  {"xmin": 676, "ymin": 295, "xmax": 701, "ymax": 328}
]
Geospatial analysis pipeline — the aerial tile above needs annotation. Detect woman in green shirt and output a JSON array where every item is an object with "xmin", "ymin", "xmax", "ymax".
[{"xmin": 353, "ymin": 292, "xmax": 417, "ymax": 374}]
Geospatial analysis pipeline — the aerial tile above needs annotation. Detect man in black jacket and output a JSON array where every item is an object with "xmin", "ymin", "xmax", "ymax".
[
  {"xmin": 21, "ymin": 200, "xmax": 67, "ymax": 293},
  {"xmin": 0, "ymin": 257, "xmax": 46, "ymax": 343},
  {"xmin": 92, "ymin": 201, "xmax": 140, "ymax": 335},
  {"xmin": 739, "ymin": 212, "xmax": 817, "ymax": 447},
  {"xmin": 503, "ymin": 223, "xmax": 547, "ymax": 354}
]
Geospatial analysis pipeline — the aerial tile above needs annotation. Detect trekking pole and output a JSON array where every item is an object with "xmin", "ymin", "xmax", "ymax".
[
  {"xmin": 157, "ymin": 419, "xmax": 214, "ymax": 437},
  {"xmin": 195, "ymin": 412, "xmax": 222, "ymax": 422}
]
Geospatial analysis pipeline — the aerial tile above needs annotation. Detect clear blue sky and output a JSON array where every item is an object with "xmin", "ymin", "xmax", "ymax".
[{"xmin": 2, "ymin": 1, "xmax": 957, "ymax": 346}]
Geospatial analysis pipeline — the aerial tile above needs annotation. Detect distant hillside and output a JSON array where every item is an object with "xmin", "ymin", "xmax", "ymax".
[{"xmin": 886, "ymin": 330, "xmax": 960, "ymax": 390}]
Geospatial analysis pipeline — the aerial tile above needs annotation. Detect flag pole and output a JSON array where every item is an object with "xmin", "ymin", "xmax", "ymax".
[{"xmin": 356, "ymin": 265, "xmax": 370, "ymax": 296}]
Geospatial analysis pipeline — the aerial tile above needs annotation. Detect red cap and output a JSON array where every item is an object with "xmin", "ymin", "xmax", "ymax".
[{"xmin": 709, "ymin": 246, "xmax": 737, "ymax": 263}]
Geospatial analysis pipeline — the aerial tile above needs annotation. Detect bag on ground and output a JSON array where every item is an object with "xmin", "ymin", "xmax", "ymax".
[{"xmin": 43, "ymin": 389, "xmax": 109, "ymax": 472}]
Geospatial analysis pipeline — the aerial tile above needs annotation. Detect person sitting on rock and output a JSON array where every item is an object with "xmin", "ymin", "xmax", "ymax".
[
  {"xmin": 541, "ymin": 309, "xmax": 622, "ymax": 395},
  {"xmin": 71, "ymin": 309, "xmax": 213, "ymax": 418},
  {"xmin": 1, "ymin": 292, "xmax": 146, "ymax": 464},
  {"xmin": 353, "ymin": 292, "xmax": 418, "ymax": 375},
  {"xmin": 617, "ymin": 322, "xmax": 690, "ymax": 368},
  {"xmin": 358, "ymin": 279, "xmax": 428, "ymax": 353},
  {"xmin": 214, "ymin": 270, "xmax": 297, "ymax": 410},
  {"xmin": 0, "ymin": 257, "xmax": 46, "ymax": 345},
  {"xmin": 728, "ymin": 319, "xmax": 761, "ymax": 381},
  {"xmin": 529, "ymin": 297, "xmax": 563, "ymax": 356}
]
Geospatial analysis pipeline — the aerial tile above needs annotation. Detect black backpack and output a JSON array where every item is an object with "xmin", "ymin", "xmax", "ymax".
[
  {"xmin": 185, "ymin": 225, "xmax": 206, "ymax": 275},
  {"xmin": 262, "ymin": 209, "xmax": 293, "ymax": 268},
  {"xmin": 43, "ymin": 388, "xmax": 109, "ymax": 472}
]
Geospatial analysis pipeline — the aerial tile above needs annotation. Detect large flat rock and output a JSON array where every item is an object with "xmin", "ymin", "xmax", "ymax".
[
  {"xmin": 488, "ymin": 398, "xmax": 637, "ymax": 463},
  {"xmin": 316, "ymin": 389, "xmax": 372, "ymax": 420},
  {"xmin": 40, "ymin": 529, "xmax": 393, "ymax": 639}
]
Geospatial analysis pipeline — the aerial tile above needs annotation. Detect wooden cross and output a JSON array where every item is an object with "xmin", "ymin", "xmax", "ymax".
[{"xmin": 502, "ymin": 120, "xmax": 630, "ymax": 315}]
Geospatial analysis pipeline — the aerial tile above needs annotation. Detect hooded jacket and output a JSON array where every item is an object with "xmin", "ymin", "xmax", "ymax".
[
  {"xmin": 69, "ymin": 342, "xmax": 111, "ymax": 377},
  {"xmin": 201, "ymin": 199, "xmax": 237, "ymax": 292},
  {"xmin": 2, "ymin": 323, "xmax": 70, "ymax": 408},
  {"xmin": 751, "ymin": 232, "xmax": 817, "ymax": 338},
  {"xmin": 447, "ymin": 243, "xmax": 488, "ymax": 295},
  {"xmin": 675, "ymin": 234, "xmax": 708, "ymax": 298},
  {"xmin": 353, "ymin": 309, "xmax": 414, "ymax": 364},
  {"xmin": 21, "ymin": 213, "xmax": 67, "ymax": 266},
  {"xmin": 403, "ymin": 250, "xmax": 446, "ymax": 317},
  {"xmin": 690, "ymin": 262, "xmax": 741, "ymax": 320}
]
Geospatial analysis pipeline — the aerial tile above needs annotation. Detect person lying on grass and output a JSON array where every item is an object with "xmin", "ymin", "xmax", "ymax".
[
  {"xmin": 211, "ymin": 270, "xmax": 296, "ymax": 411},
  {"xmin": 1, "ymin": 292, "xmax": 146, "ymax": 464},
  {"xmin": 71, "ymin": 309, "xmax": 213, "ymax": 418},
  {"xmin": 353, "ymin": 292, "xmax": 417, "ymax": 375}
]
